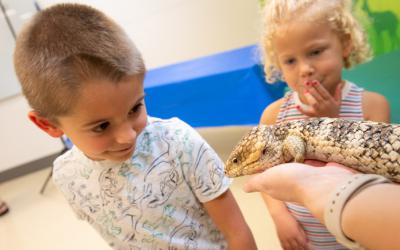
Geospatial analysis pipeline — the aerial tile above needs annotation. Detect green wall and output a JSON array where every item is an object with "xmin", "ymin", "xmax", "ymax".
[
  {"xmin": 344, "ymin": 50, "xmax": 400, "ymax": 124},
  {"xmin": 354, "ymin": 0, "xmax": 400, "ymax": 56},
  {"xmin": 350, "ymin": 0, "xmax": 399, "ymax": 123}
]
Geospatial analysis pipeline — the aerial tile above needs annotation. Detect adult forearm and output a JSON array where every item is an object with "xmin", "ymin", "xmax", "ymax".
[{"xmin": 342, "ymin": 183, "xmax": 400, "ymax": 250}]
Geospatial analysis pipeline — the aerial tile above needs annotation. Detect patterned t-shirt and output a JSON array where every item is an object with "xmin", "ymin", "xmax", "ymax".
[{"xmin": 53, "ymin": 117, "xmax": 231, "ymax": 250}]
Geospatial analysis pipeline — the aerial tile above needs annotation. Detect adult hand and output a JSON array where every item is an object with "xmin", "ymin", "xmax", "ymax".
[{"xmin": 243, "ymin": 161, "xmax": 355, "ymax": 221}]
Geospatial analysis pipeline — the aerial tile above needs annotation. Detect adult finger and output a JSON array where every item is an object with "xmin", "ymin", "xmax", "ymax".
[
  {"xmin": 325, "ymin": 162, "xmax": 359, "ymax": 173},
  {"xmin": 243, "ymin": 174, "xmax": 266, "ymax": 193},
  {"xmin": 304, "ymin": 159, "xmax": 326, "ymax": 167},
  {"xmin": 243, "ymin": 164, "xmax": 291, "ymax": 193}
]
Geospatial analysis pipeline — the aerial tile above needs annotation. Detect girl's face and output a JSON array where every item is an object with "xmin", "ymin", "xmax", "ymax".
[
  {"xmin": 56, "ymin": 75, "xmax": 148, "ymax": 162},
  {"xmin": 273, "ymin": 20, "xmax": 351, "ymax": 103}
]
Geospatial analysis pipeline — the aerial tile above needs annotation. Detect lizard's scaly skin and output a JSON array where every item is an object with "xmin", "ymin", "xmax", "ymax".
[{"xmin": 225, "ymin": 118, "xmax": 400, "ymax": 182}]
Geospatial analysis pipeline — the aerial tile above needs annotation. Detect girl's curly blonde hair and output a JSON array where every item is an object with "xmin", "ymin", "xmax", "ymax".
[{"xmin": 261, "ymin": 0, "xmax": 372, "ymax": 83}]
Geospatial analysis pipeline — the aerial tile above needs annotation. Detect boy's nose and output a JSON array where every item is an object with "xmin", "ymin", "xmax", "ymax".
[{"xmin": 115, "ymin": 123, "xmax": 136, "ymax": 144}]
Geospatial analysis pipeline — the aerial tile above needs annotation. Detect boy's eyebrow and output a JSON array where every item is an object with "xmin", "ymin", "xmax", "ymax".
[
  {"xmin": 83, "ymin": 94, "xmax": 146, "ymax": 127},
  {"xmin": 134, "ymin": 95, "xmax": 145, "ymax": 104}
]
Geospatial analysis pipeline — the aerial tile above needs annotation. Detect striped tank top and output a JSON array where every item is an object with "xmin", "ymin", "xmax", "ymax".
[{"xmin": 276, "ymin": 81, "xmax": 364, "ymax": 250}]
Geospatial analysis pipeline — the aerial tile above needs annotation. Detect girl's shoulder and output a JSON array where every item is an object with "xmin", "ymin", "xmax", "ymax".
[
  {"xmin": 344, "ymin": 80, "xmax": 364, "ymax": 93},
  {"xmin": 362, "ymin": 91, "xmax": 390, "ymax": 122},
  {"xmin": 260, "ymin": 98, "xmax": 285, "ymax": 125},
  {"xmin": 343, "ymin": 81, "xmax": 390, "ymax": 122}
]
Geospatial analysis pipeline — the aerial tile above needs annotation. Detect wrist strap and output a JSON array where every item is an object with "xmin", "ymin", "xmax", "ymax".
[{"xmin": 324, "ymin": 174, "xmax": 390, "ymax": 250}]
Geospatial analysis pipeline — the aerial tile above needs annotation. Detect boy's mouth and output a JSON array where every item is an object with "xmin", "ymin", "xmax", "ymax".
[{"xmin": 111, "ymin": 144, "xmax": 134, "ymax": 153}]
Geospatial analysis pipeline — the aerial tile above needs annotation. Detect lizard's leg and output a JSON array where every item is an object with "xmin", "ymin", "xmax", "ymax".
[{"xmin": 283, "ymin": 135, "xmax": 306, "ymax": 162}]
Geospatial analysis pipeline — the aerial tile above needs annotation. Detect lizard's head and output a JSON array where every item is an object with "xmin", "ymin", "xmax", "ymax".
[{"xmin": 224, "ymin": 125, "xmax": 284, "ymax": 177}]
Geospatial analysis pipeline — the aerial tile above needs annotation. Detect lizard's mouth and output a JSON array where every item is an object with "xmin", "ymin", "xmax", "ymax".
[{"xmin": 225, "ymin": 160, "xmax": 265, "ymax": 177}]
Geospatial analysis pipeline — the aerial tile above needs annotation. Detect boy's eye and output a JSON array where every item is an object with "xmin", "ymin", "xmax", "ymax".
[
  {"xmin": 129, "ymin": 103, "xmax": 143, "ymax": 115},
  {"xmin": 93, "ymin": 122, "xmax": 110, "ymax": 133}
]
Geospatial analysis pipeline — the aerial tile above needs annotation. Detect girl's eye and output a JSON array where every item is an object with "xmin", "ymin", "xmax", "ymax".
[
  {"xmin": 92, "ymin": 122, "xmax": 110, "ymax": 133},
  {"xmin": 284, "ymin": 58, "xmax": 295, "ymax": 65},
  {"xmin": 310, "ymin": 48, "xmax": 323, "ymax": 56},
  {"xmin": 129, "ymin": 103, "xmax": 143, "ymax": 115}
]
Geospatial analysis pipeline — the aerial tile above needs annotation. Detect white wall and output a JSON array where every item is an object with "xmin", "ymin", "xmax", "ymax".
[
  {"xmin": 38, "ymin": 0, "xmax": 262, "ymax": 68},
  {"xmin": 0, "ymin": 0, "xmax": 261, "ymax": 172},
  {"xmin": 0, "ymin": 96, "xmax": 64, "ymax": 171}
]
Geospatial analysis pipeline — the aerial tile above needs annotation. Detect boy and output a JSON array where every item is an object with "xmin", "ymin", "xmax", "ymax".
[{"xmin": 14, "ymin": 3, "xmax": 257, "ymax": 249}]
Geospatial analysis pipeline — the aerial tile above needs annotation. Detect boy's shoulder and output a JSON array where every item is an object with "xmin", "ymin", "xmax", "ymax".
[
  {"xmin": 147, "ymin": 116, "xmax": 188, "ymax": 128},
  {"xmin": 52, "ymin": 145, "xmax": 95, "ymax": 175},
  {"xmin": 145, "ymin": 116, "xmax": 197, "ymax": 136}
]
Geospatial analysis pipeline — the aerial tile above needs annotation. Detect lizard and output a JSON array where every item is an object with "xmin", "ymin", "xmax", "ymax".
[{"xmin": 224, "ymin": 117, "xmax": 400, "ymax": 183}]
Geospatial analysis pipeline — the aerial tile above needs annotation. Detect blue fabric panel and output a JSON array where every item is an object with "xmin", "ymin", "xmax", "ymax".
[{"xmin": 144, "ymin": 45, "xmax": 286, "ymax": 127}]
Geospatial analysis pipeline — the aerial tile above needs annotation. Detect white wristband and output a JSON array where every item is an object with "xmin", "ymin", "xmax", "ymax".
[{"xmin": 324, "ymin": 174, "xmax": 390, "ymax": 250}]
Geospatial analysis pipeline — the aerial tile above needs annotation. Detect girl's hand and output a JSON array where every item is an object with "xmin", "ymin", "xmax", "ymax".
[
  {"xmin": 297, "ymin": 80, "xmax": 343, "ymax": 118},
  {"xmin": 273, "ymin": 213, "xmax": 310, "ymax": 250}
]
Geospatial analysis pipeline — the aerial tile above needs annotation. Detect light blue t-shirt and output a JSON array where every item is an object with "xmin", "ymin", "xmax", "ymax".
[{"xmin": 53, "ymin": 117, "xmax": 231, "ymax": 249}]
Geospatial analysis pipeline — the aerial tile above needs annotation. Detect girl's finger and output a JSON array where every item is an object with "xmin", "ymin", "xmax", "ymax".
[
  {"xmin": 305, "ymin": 86, "xmax": 324, "ymax": 103},
  {"xmin": 296, "ymin": 104, "xmax": 316, "ymax": 117},
  {"xmin": 304, "ymin": 91, "xmax": 319, "ymax": 106},
  {"xmin": 310, "ymin": 80, "xmax": 332, "ymax": 100}
]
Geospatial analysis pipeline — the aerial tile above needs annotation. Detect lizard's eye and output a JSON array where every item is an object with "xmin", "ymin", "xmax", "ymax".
[{"xmin": 262, "ymin": 148, "xmax": 268, "ymax": 155}]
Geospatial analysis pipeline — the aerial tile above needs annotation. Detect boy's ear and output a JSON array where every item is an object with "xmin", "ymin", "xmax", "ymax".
[{"xmin": 28, "ymin": 111, "xmax": 64, "ymax": 138}]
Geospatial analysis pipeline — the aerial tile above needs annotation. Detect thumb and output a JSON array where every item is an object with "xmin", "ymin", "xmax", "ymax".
[
  {"xmin": 243, "ymin": 174, "xmax": 268, "ymax": 193},
  {"xmin": 296, "ymin": 105, "xmax": 315, "ymax": 117}
]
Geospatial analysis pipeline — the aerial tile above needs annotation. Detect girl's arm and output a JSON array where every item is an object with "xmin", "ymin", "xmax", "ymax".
[
  {"xmin": 203, "ymin": 190, "xmax": 257, "ymax": 250},
  {"xmin": 261, "ymin": 193, "xmax": 308, "ymax": 250},
  {"xmin": 259, "ymin": 98, "xmax": 309, "ymax": 250},
  {"xmin": 362, "ymin": 91, "xmax": 390, "ymax": 122},
  {"xmin": 259, "ymin": 99, "xmax": 283, "ymax": 125}
]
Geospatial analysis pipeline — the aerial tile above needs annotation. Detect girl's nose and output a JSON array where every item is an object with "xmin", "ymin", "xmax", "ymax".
[
  {"xmin": 115, "ymin": 122, "xmax": 136, "ymax": 144},
  {"xmin": 299, "ymin": 60, "xmax": 315, "ymax": 78}
]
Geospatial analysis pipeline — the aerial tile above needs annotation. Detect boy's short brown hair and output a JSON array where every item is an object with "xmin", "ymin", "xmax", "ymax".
[{"xmin": 14, "ymin": 3, "xmax": 145, "ymax": 122}]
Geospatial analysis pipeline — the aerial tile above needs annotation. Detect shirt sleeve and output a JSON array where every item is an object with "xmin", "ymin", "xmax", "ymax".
[{"xmin": 172, "ymin": 119, "xmax": 232, "ymax": 203}]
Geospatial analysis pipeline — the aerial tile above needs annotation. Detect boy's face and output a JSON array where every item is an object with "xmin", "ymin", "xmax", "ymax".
[
  {"xmin": 53, "ymin": 75, "xmax": 147, "ymax": 162},
  {"xmin": 273, "ymin": 20, "xmax": 351, "ymax": 104}
]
